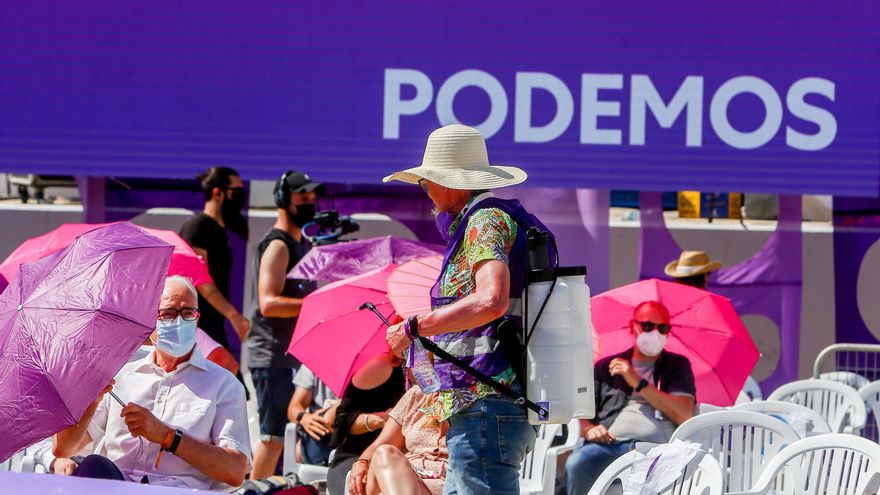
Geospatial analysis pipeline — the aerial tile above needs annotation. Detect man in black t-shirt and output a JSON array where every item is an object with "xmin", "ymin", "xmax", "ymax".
[
  {"xmin": 180, "ymin": 166, "xmax": 250, "ymax": 352},
  {"xmin": 248, "ymin": 170, "xmax": 324, "ymax": 479}
]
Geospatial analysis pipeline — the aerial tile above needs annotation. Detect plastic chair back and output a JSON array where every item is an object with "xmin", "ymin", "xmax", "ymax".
[
  {"xmin": 726, "ymin": 434, "xmax": 880, "ymax": 495},
  {"xmin": 732, "ymin": 400, "xmax": 832, "ymax": 436},
  {"xmin": 587, "ymin": 449, "xmax": 723, "ymax": 495},
  {"xmin": 768, "ymin": 379, "xmax": 867, "ymax": 434},
  {"xmin": 670, "ymin": 410, "xmax": 800, "ymax": 492}
]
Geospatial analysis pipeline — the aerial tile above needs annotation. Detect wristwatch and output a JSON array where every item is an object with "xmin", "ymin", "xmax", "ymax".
[
  {"xmin": 296, "ymin": 411, "xmax": 305, "ymax": 423},
  {"xmin": 635, "ymin": 378, "xmax": 650, "ymax": 393},
  {"xmin": 163, "ymin": 428, "xmax": 184, "ymax": 454}
]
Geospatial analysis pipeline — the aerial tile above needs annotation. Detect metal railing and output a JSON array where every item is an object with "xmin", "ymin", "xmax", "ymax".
[{"xmin": 812, "ymin": 343, "xmax": 880, "ymax": 440}]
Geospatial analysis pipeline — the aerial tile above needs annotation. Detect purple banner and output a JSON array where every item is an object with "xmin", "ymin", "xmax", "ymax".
[{"xmin": 1, "ymin": 3, "xmax": 878, "ymax": 196}]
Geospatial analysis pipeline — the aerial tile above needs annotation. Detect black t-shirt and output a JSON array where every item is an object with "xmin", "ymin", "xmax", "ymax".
[{"xmin": 179, "ymin": 213, "xmax": 233, "ymax": 350}]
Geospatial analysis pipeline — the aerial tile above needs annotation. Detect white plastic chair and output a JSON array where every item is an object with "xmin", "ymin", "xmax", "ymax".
[
  {"xmin": 819, "ymin": 371, "xmax": 870, "ymax": 390},
  {"xmin": 858, "ymin": 380, "xmax": 880, "ymax": 438},
  {"xmin": 670, "ymin": 410, "xmax": 800, "ymax": 492},
  {"xmin": 587, "ymin": 449, "xmax": 724, "ymax": 495},
  {"xmin": 520, "ymin": 419, "xmax": 583, "ymax": 495},
  {"xmin": 282, "ymin": 422, "xmax": 330, "ymax": 486},
  {"xmin": 768, "ymin": 379, "xmax": 867, "ymax": 434},
  {"xmin": 726, "ymin": 434, "xmax": 880, "ymax": 495},
  {"xmin": 732, "ymin": 400, "xmax": 832, "ymax": 436}
]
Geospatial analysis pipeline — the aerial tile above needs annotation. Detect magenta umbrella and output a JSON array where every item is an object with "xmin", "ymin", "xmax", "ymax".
[
  {"xmin": 0, "ymin": 222, "xmax": 172, "ymax": 461},
  {"xmin": 0, "ymin": 222, "xmax": 213, "ymax": 294},
  {"xmin": 591, "ymin": 278, "xmax": 758, "ymax": 406},
  {"xmin": 288, "ymin": 236, "xmax": 441, "ymax": 282},
  {"xmin": 287, "ymin": 264, "xmax": 398, "ymax": 396}
]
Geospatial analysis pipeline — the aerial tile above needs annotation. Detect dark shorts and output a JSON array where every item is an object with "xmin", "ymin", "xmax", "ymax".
[{"xmin": 251, "ymin": 367, "xmax": 296, "ymax": 442}]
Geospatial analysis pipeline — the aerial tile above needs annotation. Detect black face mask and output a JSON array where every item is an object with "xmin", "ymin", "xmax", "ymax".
[
  {"xmin": 221, "ymin": 189, "xmax": 248, "ymax": 239},
  {"xmin": 288, "ymin": 203, "xmax": 316, "ymax": 227}
]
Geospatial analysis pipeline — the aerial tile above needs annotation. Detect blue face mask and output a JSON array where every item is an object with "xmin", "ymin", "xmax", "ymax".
[{"xmin": 154, "ymin": 316, "xmax": 197, "ymax": 357}]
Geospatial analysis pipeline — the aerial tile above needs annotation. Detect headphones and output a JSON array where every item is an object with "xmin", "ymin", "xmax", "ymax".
[{"xmin": 274, "ymin": 170, "xmax": 293, "ymax": 209}]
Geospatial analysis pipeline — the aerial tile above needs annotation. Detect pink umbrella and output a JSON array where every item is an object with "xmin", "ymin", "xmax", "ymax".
[
  {"xmin": 386, "ymin": 255, "xmax": 443, "ymax": 318},
  {"xmin": 288, "ymin": 235, "xmax": 442, "ymax": 282},
  {"xmin": 0, "ymin": 222, "xmax": 173, "ymax": 461},
  {"xmin": 591, "ymin": 278, "xmax": 758, "ymax": 406},
  {"xmin": 0, "ymin": 222, "xmax": 212, "ymax": 293},
  {"xmin": 287, "ymin": 264, "xmax": 398, "ymax": 396}
]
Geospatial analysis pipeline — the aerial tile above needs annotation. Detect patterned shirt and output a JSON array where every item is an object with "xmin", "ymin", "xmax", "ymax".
[{"xmin": 432, "ymin": 194, "xmax": 518, "ymax": 420}]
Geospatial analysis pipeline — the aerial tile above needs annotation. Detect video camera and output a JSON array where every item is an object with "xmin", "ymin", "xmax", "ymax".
[{"xmin": 303, "ymin": 209, "xmax": 360, "ymax": 245}]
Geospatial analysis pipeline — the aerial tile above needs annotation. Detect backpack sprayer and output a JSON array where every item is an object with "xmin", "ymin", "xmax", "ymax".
[{"xmin": 361, "ymin": 227, "xmax": 594, "ymax": 425}]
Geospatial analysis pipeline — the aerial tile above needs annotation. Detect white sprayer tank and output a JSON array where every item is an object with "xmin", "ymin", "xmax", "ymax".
[{"xmin": 523, "ymin": 266, "xmax": 595, "ymax": 425}]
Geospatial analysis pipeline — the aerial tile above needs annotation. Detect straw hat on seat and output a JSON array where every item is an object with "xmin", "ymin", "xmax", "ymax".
[
  {"xmin": 665, "ymin": 250, "xmax": 722, "ymax": 278},
  {"xmin": 383, "ymin": 124, "xmax": 527, "ymax": 190}
]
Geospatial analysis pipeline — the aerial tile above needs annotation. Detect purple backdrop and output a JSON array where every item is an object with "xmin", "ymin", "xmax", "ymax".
[
  {"xmin": 1, "ymin": 2, "xmax": 878, "ymax": 196},
  {"xmin": 833, "ymin": 198, "xmax": 880, "ymax": 346}
]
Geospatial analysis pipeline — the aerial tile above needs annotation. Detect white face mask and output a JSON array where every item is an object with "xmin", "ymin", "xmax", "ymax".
[
  {"xmin": 636, "ymin": 331, "xmax": 667, "ymax": 357},
  {"xmin": 153, "ymin": 316, "xmax": 197, "ymax": 357}
]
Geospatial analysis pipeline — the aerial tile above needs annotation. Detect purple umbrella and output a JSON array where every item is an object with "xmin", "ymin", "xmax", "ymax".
[
  {"xmin": 0, "ymin": 222, "xmax": 173, "ymax": 461},
  {"xmin": 288, "ymin": 235, "xmax": 442, "ymax": 282}
]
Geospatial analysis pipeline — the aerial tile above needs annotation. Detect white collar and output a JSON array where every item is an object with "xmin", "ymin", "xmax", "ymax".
[{"xmin": 136, "ymin": 344, "xmax": 209, "ymax": 373}]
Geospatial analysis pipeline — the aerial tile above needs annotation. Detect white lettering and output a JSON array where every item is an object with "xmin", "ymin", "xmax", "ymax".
[
  {"xmin": 514, "ymin": 72, "xmax": 574, "ymax": 143},
  {"xmin": 382, "ymin": 69, "xmax": 433, "ymax": 139},
  {"xmin": 436, "ymin": 70, "xmax": 508, "ymax": 139},
  {"xmin": 710, "ymin": 76, "xmax": 783, "ymax": 149},
  {"xmin": 630, "ymin": 75, "xmax": 703, "ymax": 147},
  {"xmin": 786, "ymin": 77, "xmax": 837, "ymax": 151},
  {"xmin": 580, "ymin": 74, "xmax": 623, "ymax": 145}
]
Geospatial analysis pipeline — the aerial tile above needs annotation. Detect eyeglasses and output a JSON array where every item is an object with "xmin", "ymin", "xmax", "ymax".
[
  {"xmin": 157, "ymin": 307, "xmax": 200, "ymax": 322},
  {"xmin": 637, "ymin": 321, "xmax": 671, "ymax": 334},
  {"xmin": 418, "ymin": 179, "xmax": 429, "ymax": 193}
]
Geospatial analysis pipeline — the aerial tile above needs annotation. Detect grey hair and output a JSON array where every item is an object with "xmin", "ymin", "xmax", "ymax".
[{"xmin": 163, "ymin": 275, "xmax": 198, "ymax": 301}]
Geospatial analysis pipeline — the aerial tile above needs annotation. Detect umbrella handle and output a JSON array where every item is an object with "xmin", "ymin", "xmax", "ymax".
[
  {"xmin": 359, "ymin": 301, "xmax": 548, "ymax": 419},
  {"xmin": 109, "ymin": 390, "xmax": 126, "ymax": 407}
]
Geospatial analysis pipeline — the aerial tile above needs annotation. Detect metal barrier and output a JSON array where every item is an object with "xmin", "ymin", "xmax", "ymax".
[{"xmin": 812, "ymin": 343, "xmax": 880, "ymax": 440}]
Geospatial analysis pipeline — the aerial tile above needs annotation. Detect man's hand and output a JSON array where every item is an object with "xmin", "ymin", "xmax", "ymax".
[
  {"xmin": 584, "ymin": 424, "xmax": 616, "ymax": 444},
  {"xmin": 385, "ymin": 322, "xmax": 410, "ymax": 358},
  {"xmin": 609, "ymin": 358, "xmax": 641, "ymax": 388},
  {"xmin": 121, "ymin": 403, "xmax": 170, "ymax": 445},
  {"xmin": 348, "ymin": 460, "xmax": 369, "ymax": 495},
  {"xmin": 51, "ymin": 458, "xmax": 78, "ymax": 476},
  {"xmin": 300, "ymin": 412, "xmax": 331, "ymax": 440},
  {"xmin": 230, "ymin": 312, "xmax": 250, "ymax": 341}
]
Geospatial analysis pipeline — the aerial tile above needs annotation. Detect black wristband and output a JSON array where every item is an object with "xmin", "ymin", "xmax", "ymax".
[
  {"xmin": 296, "ymin": 411, "xmax": 305, "ymax": 423},
  {"xmin": 406, "ymin": 315, "xmax": 420, "ymax": 339},
  {"xmin": 635, "ymin": 378, "xmax": 650, "ymax": 393},
  {"xmin": 165, "ymin": 428, "xmax": 184, "ymax": 454}
]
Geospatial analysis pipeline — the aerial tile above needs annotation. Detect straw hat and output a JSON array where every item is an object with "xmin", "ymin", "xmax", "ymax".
[
  {"xmin": 664, "ymin": 250, "xmax": 722, "ymax": 278},
  {"xmin": 383, "ymin": 124, "xmax": 528, "ymax": 190}
]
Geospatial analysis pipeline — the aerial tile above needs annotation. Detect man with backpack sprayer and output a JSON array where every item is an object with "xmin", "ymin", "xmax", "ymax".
[{"xmin": 383, "ymin": 124, "xmax": 554, "ymax": 495}]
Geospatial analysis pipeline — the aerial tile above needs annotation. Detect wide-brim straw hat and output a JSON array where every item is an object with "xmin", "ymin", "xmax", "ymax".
[
  {"xmin": 665, "ymin": 250, "xmax": 722, "ymax": 278},
  {"xmin": 383, "ymin": 124, "xmax": 528, "ymax": 190}
]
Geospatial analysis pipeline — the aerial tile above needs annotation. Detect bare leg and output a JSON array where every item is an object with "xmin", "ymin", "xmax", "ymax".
[
  {"xmin": 365, "ymin": 445, "xmax": 432, "ymax": 495},
  {"xmin": 251, "ymin": 440, "xmax": 284, "ymax": 479}
]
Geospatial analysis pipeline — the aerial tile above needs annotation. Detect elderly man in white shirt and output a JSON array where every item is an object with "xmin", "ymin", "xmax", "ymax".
[{"xmin": 53, "ymin": 275, "xmax": 251, "ymax": 488}]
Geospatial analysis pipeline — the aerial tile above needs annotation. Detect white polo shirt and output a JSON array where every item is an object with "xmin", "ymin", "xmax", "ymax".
[{"xmin": 87, "ymin": 345, "xmax": 252, "ymax": 489}]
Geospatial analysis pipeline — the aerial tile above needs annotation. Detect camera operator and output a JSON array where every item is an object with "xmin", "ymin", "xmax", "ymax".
[{"xmin": 247, "ymin": 170, "xmax": 324, "ymax": 478}]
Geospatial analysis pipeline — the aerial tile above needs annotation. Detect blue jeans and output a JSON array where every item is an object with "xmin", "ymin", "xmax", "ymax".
[
  {"xmin": 443, "ymin": 394, "xmax": 536, "ymax": 495},
  {"xmin": 564, "ymin": 440, "xmax": 635, "ymax": 495}
]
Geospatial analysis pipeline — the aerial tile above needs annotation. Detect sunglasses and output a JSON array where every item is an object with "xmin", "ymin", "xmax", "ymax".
[
  {"xmin": 637, "ymin": 321, "xmax": 671, "ymax": 334},
  {"xmin": 418, "ymin": 178, "xmax": 429, "ymax": 193}
]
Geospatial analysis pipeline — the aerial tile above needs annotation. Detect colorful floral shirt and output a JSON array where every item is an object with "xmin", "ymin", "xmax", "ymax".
[{"xmin": 430, "ymin": 195, "xmax": 518, "ymax": 421}]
